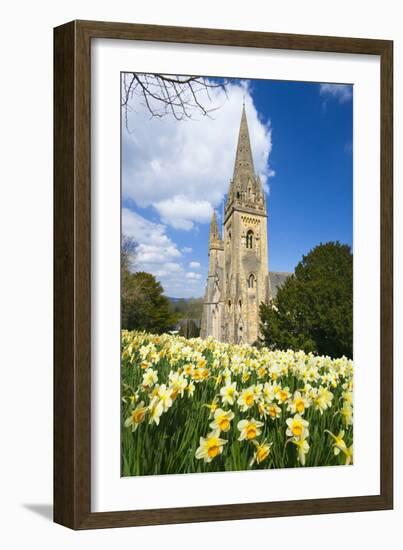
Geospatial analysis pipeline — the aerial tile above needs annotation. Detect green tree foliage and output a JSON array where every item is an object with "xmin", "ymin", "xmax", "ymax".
[
  {"xmin": 260, "ymin": 242, "xmax": 353, "ymax": 358},
  {"xmin": 122, "ymin": 271, "xmax": 179, "ymax": 334},
  {"xmin": 121, "ymin": 234, "xmax": 178, "ymax": 334}
]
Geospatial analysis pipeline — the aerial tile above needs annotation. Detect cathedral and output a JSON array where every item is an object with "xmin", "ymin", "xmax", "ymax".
[{"xmin": 200, "ymin": 105, "xmax": 290, "ymax": 345}]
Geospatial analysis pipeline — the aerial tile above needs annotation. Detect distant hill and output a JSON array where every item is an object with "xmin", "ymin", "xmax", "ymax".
[{"xmin": 168, "ymin": 296, "xmax": 204, "ymax": 320}]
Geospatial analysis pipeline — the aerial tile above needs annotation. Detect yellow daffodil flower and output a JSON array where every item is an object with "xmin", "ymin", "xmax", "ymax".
[
  {"xmin": 220, "ymin": 382, "xmax": 238, "ymax": 406},
  {"xmin": 340, "ymin": 402, "xmax": 353, "ymax": 426},
  {"xmin": 276, "ymin": 386, "xmax": 291, "ymax": 403},
  {"xmin": 290, "ymin": 436, "xmax": 310, "ymax": 466},
  {"xmin": 325, "ymin": 429, "xmax": 347, "ymax": 455},
  {"xmin": 124, "ymin": 401, "xmax": 147, "ymax": 431},
  {"xmin": 314, "ymin": 386, "xmax": 333, "ymax": 413},
  {"xmin": 156, "ymin": 384, "xmax": 173, "ymax": 412},
  {"xmin": 286, "ymin": 414, "xmax": 309, "ymax": 439},
  {"xmin": 237, "ymin": 387, "xmax": 256, "ymax": 412},
  {"xmin": 237, "ymin": 418, "xmax": 264, "ymax": 441},
  {"xmin": 287, "ymin": 391, "xmax": 310, "ymax": 415},
  {"xmin": 267, "ymin": 403, "xmax": 282, "ymax": 419},
  {"xmin": 148, "ymin": 396, "xmax": 164, "ymax": 426},
  {"xmin": 142, "ymin": 368, "xmax": 158, "ymax": 388},
  {"xmin": 195, "ymin": 430, "xmax": 227, "ymax": 462},
  {"xmin": 210, "ymin": 408, "xmax": 235, "ymax": 433},
  {"xmin": 250, "ymin": 440, "xmax": 273, "ymax": 466}
]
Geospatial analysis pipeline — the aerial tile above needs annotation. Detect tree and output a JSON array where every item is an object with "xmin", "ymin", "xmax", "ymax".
[
  {"xmin": 260, "ymin": 242, "xmax": 353, "ymax": 358},
  {"xmin": 121, "ymin": 234, "xmax": 138, "ymax": 272},
  {"xmin": 122, "ymin": 271, "xmax": 178, "ymax": 334},
  {"xmin": 121, "ymin": 73, "xmax": 227, "ymax": 129}
]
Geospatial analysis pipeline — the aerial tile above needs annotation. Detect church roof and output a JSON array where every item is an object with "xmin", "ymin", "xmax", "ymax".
[{"xmin": 269, "ymin": 271, "xmax": 292, "ymax": 298}]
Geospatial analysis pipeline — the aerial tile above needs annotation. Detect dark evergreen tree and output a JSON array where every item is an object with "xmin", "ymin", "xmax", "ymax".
[{"xmin": 260, "ymin": 242, "xmax": 353, "ymax": 358}]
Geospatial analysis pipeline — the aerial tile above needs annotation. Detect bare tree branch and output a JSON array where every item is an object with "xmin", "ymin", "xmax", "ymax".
[{"xmin": 121, "ymin": 73, "xmax": 228, "ymax": 129}]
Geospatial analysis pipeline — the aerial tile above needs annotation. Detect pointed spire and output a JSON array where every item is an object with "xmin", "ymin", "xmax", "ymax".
[
  {"xmin": 210, "ymin": 209, "xmax": 218, "ymax": 235},
  {"xmin": 209, "ymin": 209, "xmax": 221, "ymax": 247},
  {"xmin": 233, "ymin": 104, "xmax": 255, "ymax": 184},
  {"xmin": 224, "ymin": 104, "xmax": 267, "ymax": 217}
]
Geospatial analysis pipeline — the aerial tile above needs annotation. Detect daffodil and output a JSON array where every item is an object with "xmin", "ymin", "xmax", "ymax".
[
  {"xmin": 195, "ymin": 430, "xmax": 227, "ymax": 462},
  {"xmin": 142, "ymin": 368, "xmax": 158, "ymax": 388},
  {"xmin": 287, "ymin": 391, "xmax": 310, "ymax": 415},
  {"xmin": 340, "ymin": 402, "xmax": 353, "ymax": 426},
  {"xmin": 220, "ymin": 382, "xmax": 238, "ymax": 406},
  {"xmin": 186, "ymin": 381, "xmax": 195, "ymax": 397},
  {"xmin": 325, "ymin": 429, "xmax": 347, "ymax": 455},
  {"xmin": 124, "ymin": 401, "xmax": 147, "ymax": 431},
  {"xmin": 250, "ymin": 440, "xmax": 272, "ymax": 466},
  {"xmin": 156, "ymin": 384, "xmax": 173, "ymax": 412},
  {"xmin": 290, "ymin": 436, "xmax": 310, "ymax": 466},
  {"xmin": 121, "ymin": 330, "xmax": 354, "ymax": 472},
  {"xmin": 237, "ymin": 387, "xmax": 256, "ymax": 412},
  {"xmin": 267, "ymin": 403, "xmax": 282, "ymax": 419},
  {"xmin": 203, "ymin": 397, "xmax": 219, "ymax": 417},
  {"xmin": 237, "ymin": 418, "xmax": 264, "ymax": 441},
  {"xmin": 168, "ymin": 371, "xmax": 188, "ymax": 397},
  {"xmin": 257, "ymin": 366, "xmax": 267, "ymax": 378},
  {"xmin": 340, "ymin": 444, "xmax": 353, "ymax": 465},
  {"xmin": 275, "ymin": 386, "xmax": 291, "ymax": 404},
  {"xmin": 148, "ymin": 396, "xmax": 164, "ymax": 426},
  {"xmin": 286, "ymin": 414, "xmax": 309, "ymax": 439},
  {"xmin": 183, "ymin": 363, "xmax": 195, "ymax": 377},
  {"xmin": 210, "ymin": 408, "xmax": 235, "ymax": 433},
  {"xmin": 262, "ymin": 382, "xmax": 276, "ymax": 403},
  {"xmin": 314, "ymin": 386, "xmax": 333, "ymax": 413}
]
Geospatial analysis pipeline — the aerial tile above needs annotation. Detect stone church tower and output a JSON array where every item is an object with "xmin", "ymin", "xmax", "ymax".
[{"xmin": 201, "ymin": 105, "xmax": 272, "ymax": 344}]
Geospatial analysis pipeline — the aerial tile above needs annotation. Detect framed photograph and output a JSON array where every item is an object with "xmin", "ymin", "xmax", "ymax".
[{"xmin": 54, "ymin": 20, "xmax": 393, "ymax": 529}]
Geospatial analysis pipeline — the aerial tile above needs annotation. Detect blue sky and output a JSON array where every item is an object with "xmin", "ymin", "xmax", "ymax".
[{"xmin": 122, "ymin": 76, "xmax": 352, "ymax": 298}]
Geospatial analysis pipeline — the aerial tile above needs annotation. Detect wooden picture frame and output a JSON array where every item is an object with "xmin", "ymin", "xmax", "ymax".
[{"xmin": 54, "ymin": 19, "xmax": 393, "ymax": 529}]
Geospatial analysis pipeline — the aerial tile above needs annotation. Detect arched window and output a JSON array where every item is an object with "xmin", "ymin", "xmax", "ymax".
[
  {"xmin": 246, "ymin": 230, "xmax": 254, "ymax": 249},
  {"xmin": 248, "ymin": 273, "xmax": 256, "ymax": 289}
]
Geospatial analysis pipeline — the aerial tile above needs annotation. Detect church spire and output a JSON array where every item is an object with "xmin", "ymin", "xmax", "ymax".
[
  {"xmin": 233, "ymin": 103, "xmax": 255, "ymax": 184},
  {"xmin": 209, "ymin": 209, "xmax": 222, "ymax": 248},
  {"xmin": 225, "ymin": 104, "xmax": 266, "ymax": 217}
]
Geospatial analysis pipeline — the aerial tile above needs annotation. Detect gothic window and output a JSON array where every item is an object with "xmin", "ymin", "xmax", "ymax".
[
  {"xmin": 248, "ymin": 273, "xmax": 256, "ymax": 289},
  {"xmin": 246, "ymin": 230, "xmax": 254, "ymax": 249}
]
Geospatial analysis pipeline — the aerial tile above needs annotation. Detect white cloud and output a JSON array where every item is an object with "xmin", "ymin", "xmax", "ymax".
[
  {"xmin": 122, "ymin": 207, "xmax": 181, "ymax": 267},
  {"xmin": 189, "ymin": 261, "xmax": 200, "ymax": 269},
  {"xmin": 185, "ymin": 272, "xmax": 201, "ymax": 280},
  {"xmin": 319, "ymin": 83, "xmax": 353, "ymax": 104},
  {"xmin": 122, "ymin": 79, "xmax": 273, "ymax": 230},
  {"xmin": 122, "ymin": 208, "xmax": 205, "ymax": 297},
  {"xmin": 154, "ymin": 195, "xmax": 212, "ymax": 230}
]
